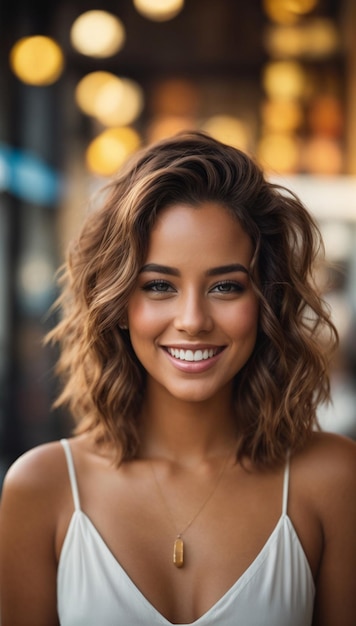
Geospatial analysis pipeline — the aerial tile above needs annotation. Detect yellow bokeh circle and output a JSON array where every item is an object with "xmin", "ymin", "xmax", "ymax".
[
  {"xmin": 10, "ymin": 36, "xmax": 64, "ymax": 85},
  {"xmin": 86, "ymin": 127, "xmax": 141, "ymax": 177},
  {"xmin": 70, "ymin": 10, "xmax": 125, "ymax": 58}
]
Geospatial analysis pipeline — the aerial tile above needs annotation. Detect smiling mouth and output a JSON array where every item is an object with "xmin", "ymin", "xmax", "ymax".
[{"xmin": 165, "ymin": 347, "xmax": 223, "ymax": 362}]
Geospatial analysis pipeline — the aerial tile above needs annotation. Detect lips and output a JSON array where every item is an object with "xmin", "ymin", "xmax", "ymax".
[{"xmin": 165, "ymin": 347, "xmax": 223, "ymax": 362}]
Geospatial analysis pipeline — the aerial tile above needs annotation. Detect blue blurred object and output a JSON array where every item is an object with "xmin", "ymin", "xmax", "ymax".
[{"xmin": 0, "ymin": 143, "xmax": 61, "ymax": 206}]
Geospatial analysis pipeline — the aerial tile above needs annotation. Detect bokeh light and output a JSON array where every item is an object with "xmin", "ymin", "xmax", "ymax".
[
  {"xmin": 75, "ymin": 72, "xmax": 114, "ymax": 116},
  {"xmin": 285, "ymin": 0, "xmax": 318, "ymax": 15},
  {"xmin": 133, "ymin": 0, "xmax": 184, "ymax": 21},
  {"xmin": 261, "ymin": 98, "xmax": 303, "ymax": 132},
  {"xmin": 307, "ymin": 95, "xmax": 344, "ymax": 137},
  {"xmin": 75, "ymin": 72, "xmax": 144, "ymax": 126},
  {"xmin": 201, "ymin": 115, "xmax": 249, "ymax": 151},
  {"xmin": 0, "ymin": 143, "xmax": 61, "ymax": 205},
  {"xmin": 95, "ymin": 78, "xmax": 144, "ymax": 127},
  {"xmin": 85, "ymin": 127, "xmax": 141, "ymax": 176},
  {"xmin": 257, "ymin": 133, "xmax": 300, "ymax": 173},
  {"xmin": 9, "ymin": 36, "xmax": 64, "ymax": 85},
  {"xmin": 263, "ymin": 0, "xmax": 318, "ymax": 24},
  {"xmin": 264, "ymin": 19, "xmax": 339, "ymax": 59},
  {"xmin": 17, "ymin": 255, "xmax": 55, "ymax": 314},
  {"xmin": 262, "ymin": 61, "xmax": 306, "ymax": 99},
  {"xmin": 70, "ymin": 10, "xmax": 126, "ymax": 58},
  {"xmin": 301, "ymin": 136, "xmax": 343, "ymax": 175},
  {"xmin": 146, "ymin": 116, "xmax": 195, "ymax": 143}
]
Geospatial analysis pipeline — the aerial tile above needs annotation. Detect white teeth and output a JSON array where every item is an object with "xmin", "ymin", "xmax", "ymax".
[{"xmin": 167, "ymin": 348, "xmax": 218, "ymax": 362}]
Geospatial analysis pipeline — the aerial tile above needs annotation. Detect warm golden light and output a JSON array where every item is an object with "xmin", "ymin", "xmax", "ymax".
[
  {"xmin": 86, "ymin": 127, "xmax": 141, "ymax": 176},
  {"xmin": 262, "ymin": 61, "xmax": 306, "ymax": 99},
  {"xmin": 264, "ymin": 24, "xmax": 304, "ymax": 58},
  {"xmin": 95, "ymin": 78, "xmax": 144, "ymax": 127},
  {"xmin": 70, "ymin": 10, "xmax": 126, "ymax": 58},
  {"xmin": 9, "ymin": 36, "xmax": 64, "ymax": 85},
  {"xmin": 306, "ymin": 18, "xmax": 340, "ymax": 58},
  {"xmin": 201, "ymin": 115, "xmax": 249, "ymax": 151},
  {"xmin": 264, "ymin": 19, "xmax": 339, "ymax": 59},
  {"xmin": 75, "ymin": 72, "xmax": 114, "ymax": 116},
  {"xmin": 147, "ymin": 116, "xmax": 196, "ymax": 143},
  {"xmin": 258, "ymin": 133, "xmax": 300, "ymax": 173},
  {"xmin": 263, "ymin": 0, "xmax": 318, "ymax": 24},
  {"xmin": 261, "ymin": 99, "xmax": 303, "ymax": 132},
  {"xmin": 75, "ymin": 73, "xmax": 144, "ymax": 126},
  {"xmin": 263, "ymin": 0, "xmax": 298, "ymax": 24},
  {"xmin": 287, "ymin": 0, "xmax": 318, "ymax": 15},
  {"xmin": 301, "ymin": 137, "xmax": 343, "ymax": 175},
  {"xmin": 133, "ymin": 0, "xmax": 184, "ymax": 21}
]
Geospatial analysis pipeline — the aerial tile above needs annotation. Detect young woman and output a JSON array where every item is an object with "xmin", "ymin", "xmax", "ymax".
[{"xmin": 1, "ymin": 131, "xmax": 355, "ymax": 626}]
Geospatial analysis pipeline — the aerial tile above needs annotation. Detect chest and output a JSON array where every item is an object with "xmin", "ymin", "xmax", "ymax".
[
  {"xmin": 57, "ymin": 510, "xmax": 315, "ymax": 625},
  {"xmin": 57, "ymin": 462, "xmax": 320, "ymax": 624}
]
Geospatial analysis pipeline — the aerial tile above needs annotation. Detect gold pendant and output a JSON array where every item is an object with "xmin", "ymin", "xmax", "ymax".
[{"xmin": 173, "ymin": 536, "xmax": 184, "ymax": 568}]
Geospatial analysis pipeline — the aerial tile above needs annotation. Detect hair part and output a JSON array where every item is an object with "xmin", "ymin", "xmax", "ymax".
[{"xmin": 47, "ymin": 130, "xmax": 338, "ymax": 467}]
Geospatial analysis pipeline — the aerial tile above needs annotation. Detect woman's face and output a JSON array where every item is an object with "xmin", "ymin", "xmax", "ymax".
[{"xmin": 127, "ymin": 202, "xmax": 259, "ymax": 404}]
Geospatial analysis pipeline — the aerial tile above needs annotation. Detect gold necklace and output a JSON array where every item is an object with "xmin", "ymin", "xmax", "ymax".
[{"xmin": 149, "ymin": 449, "xmax": 233, "ymax": 568}]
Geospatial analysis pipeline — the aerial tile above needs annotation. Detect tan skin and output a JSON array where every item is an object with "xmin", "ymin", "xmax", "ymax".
[{"xmin": 1, "ymin": 202, "xmax": 356, "ymax": 626}]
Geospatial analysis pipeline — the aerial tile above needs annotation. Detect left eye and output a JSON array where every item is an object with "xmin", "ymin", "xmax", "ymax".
[{"xmin": 210, "ymin": 281, "xmax": 244, "ymax": 293}]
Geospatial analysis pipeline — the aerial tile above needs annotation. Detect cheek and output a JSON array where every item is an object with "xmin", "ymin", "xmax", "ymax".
[
  {"xmin": 127, "ymin": 297, "xmax": 167, "ymax": 337},
  {"xmin": 225, "ymin": 299, "xmax": 259, "ymax": 340}
]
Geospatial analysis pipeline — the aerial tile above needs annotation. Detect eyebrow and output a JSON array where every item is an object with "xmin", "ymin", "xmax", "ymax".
[{"xmin": 139, "ymin": 263, "xmax": 249, "ymax": 276}]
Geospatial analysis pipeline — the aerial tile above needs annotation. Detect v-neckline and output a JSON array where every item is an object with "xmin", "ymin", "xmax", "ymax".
[{"xmin": 60, "ymin": 510, "xmax": 296, "ymax": 625}]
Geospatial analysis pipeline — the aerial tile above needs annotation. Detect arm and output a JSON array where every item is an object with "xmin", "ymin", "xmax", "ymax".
[
  {"xmin": 312, "ymin": 434, "xmax": 356, "ymax": 626},
  {"xmin": 0, "ymin": 444, "xmax": 65, "ymax": 626}
]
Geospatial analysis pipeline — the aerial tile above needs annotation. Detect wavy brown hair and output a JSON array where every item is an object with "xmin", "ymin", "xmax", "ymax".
[{"xmin": 47, "ymin": 130, "xmax": 338, "ymax": 467}]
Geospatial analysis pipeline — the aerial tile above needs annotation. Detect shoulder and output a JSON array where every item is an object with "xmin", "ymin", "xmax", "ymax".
[
  {"xmin": 0, "ymin": 439, "xmax": 81, "ymax": 555},
  {"xmin": 1, "ymin": 434, "xmax": 109, "ymax": 503},
  {"xmin": 0, "ymin": 442, "xmax": 69, "ymax": 572},
  {"xmin": 295, "ymin": 435, "xmax": 356, "ymax": 624},
  {"xmin": 293, "ymin": 431, "xmax": 356, "ymax": 521},
  {"xmin": 0, "ymin": 441, "xmax": 71, "ymax": 625},
  {"xmin": 0, "ymin": 440, "xmax": 73, "ymax": 525},
  {"xmin": 293, "ymin": 431, "xmax": 356, "ymax": 485},
  {"xmin": 2, "ymin": 440, "xmax": 68, "ymax": 495},
  {"xmin": 294, "ymin": 430, "xmax": 356, "ymax": 476}
]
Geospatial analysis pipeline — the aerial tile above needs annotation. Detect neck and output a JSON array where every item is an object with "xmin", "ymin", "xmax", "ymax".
[{"xmin": 138, "ymin": 384, "xmax": 237, "ymax": 465}]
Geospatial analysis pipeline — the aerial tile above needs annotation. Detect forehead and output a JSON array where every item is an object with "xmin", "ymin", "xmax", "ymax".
[{"xmin": 146, "ymin": 202, "xmax": 253, "ymax": 265}]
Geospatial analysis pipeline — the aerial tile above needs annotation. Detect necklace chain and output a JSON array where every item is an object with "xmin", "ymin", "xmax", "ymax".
[{"xmin": 149, "ymin": 448, "xmax": 233, "ymax": 568}]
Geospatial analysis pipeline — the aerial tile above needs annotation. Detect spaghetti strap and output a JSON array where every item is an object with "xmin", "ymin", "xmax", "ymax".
[
  {"xmin": 60, "ymin": 438, "xmax": 81, "ymax": 511},
  {"xmin": 282, "ymin": 452, "xmax": 290, "ymax": 516}
]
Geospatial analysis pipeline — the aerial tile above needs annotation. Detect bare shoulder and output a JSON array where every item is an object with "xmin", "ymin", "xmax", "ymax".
[
  {"xmin": 0, "ymin": 441, "xmax": 70, "ymax": 625},
  {"xmin": 292, "ymin": 431, "xmax": 356, "ymax": 522},
  {"xmin": 294, "ymin": 430, "xmax": 356, "ymax": 477},
  {"xmin": 312, "ymin": 429, "xmax": 356, "ymax": 459},
  {"xmin": 294, "ymin": 434, "xmax": 356, "ymax": 625},
  {"xmin": 2, "ymin": 440, "xmax": 68, "ymax": 501},
  {"xmin": 1, "ymin": 433, "xmax": 108, "ymax": 508}
]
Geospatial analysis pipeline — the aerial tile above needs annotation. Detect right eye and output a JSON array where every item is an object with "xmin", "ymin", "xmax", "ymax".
[{"xmin": 142, "ymin": 280, "xmax": 176, "ymax": 293}]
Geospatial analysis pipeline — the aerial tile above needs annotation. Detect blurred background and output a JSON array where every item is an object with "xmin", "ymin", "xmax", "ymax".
[{"xmin": 0, "ymin": 0, "xmax": 355, "ymax": 482}]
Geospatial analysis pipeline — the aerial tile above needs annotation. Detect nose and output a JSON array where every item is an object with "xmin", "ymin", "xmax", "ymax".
[{"xmin": 173, "ymin": 290, "xmax": 213, "ymax": 335}]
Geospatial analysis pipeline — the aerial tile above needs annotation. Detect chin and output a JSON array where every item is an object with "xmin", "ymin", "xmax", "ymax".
[{"xmin": 164, "ymin": 382, "xmax": 228, "ymax": 404}]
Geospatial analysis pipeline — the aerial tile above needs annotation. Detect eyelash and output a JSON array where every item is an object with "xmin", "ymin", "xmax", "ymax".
[
  {"xmin": 142, "ymin": 280, "xmax": 174, "ymax": 293},
  {"xmin": 210, "ymin": 280, "xmax": 245, "ymax": 294},
  {"xmin": 141, "ymin": 279, "xmax": 245, "ymax": 294}
]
